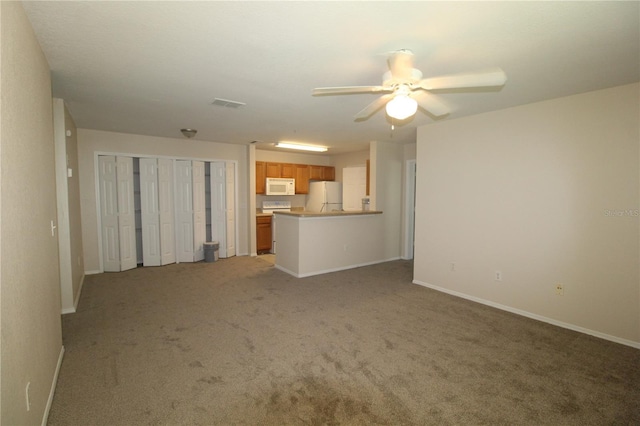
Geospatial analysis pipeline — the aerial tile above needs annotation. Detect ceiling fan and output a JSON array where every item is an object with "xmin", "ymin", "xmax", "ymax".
[{"xmin": 312, "ymin": 49, "xmax": 507, "ymax": 121}]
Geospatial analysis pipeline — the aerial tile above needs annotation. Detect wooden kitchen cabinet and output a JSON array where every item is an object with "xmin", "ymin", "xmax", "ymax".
[
  {"xmin": 294, "ymin": 164, "xmax": 310, "ymax": 194},
  {"xmin": 256, "ymin": 161, "xmax": 266, "ymax": 194},
  {"xmin": 309, "ymin": 165, "xmax": 324, "ymax": 180},
  {"xmin": 266, "ymin": 162, "xmax": 281, "ymax": 178},
  {"xmin": 280, "ymin": 163, "xmax": 295, "ymax": 178},
  {"xmin": 323, "ymin": 166, "xmax": 335, "ymax": 181},
  {"xmin": 255, "ymin": 161, "xmax": 335, "ymax": 194},
  {"xmin": 256, "ymin": 215, "xmax": 272, "ymax": 254},
  {"xmin": 309, "ymin": 165, "xmax": 335, "ymax": 181},
  {"xmin": 366, "ymin": 159, "xmax": 370, "ymax": 196}
]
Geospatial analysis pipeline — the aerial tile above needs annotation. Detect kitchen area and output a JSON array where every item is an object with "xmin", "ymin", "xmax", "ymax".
[
  {"xmin": 255, "ymin": 154, "xmax": 368, "ymax": 253},
  {"xmin": 254, "ymin": 148, "xmax": 386, "ymax": 277}
]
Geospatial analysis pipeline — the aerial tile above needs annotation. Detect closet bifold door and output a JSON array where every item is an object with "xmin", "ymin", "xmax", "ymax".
[
  {"xmin": 192, "ymin": 161, "xmax": 206, "ymax": 262},
  {"xmin": 175, "ymin": 160, "xmax": 195, "ymax": 262},
  {"xmin": 99, "ymin": 156, "xmax": 120, "ymax": 272},
  {"xmin": 139, "ymin": 158, "xmax": 161, "ymax": 266},
  {"xmin": 225, "ymin": 161, "xmax": 236, "ymax": 257},
  {"xmin": 99, "ymin": 155, "xmax": 137, "ymax": 272},
  {"xmin": 116, "ymin": 156, "xmax": 137, "ymax": 271},
  {"xmin": 158, "ymin": 158, "xmax": 176, "ymax": 265},
  {"xmin": 210, "ymin": 162, "xmax": 227, "ymax": 257}
]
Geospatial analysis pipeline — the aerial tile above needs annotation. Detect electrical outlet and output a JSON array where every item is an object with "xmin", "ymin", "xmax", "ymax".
[
  {"xmin": 25, "ymin": 382, "xmax": 31, "ymax": 411},
  {"xmin": 495, "ymin": 270, "xmax": 502, "ymax": 281},
  {"xmin": 556, "ymin": 283, "xmax": 564, "ymax": 296}
]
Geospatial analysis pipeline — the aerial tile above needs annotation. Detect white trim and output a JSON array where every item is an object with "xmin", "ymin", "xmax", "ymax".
[
  {"xmin": 276, "ymin": 257, "xmax": 400, "ymax": 278},
  {"xmin": 233, "ymin": 161, "xmax": 239, "ymax": 257},
  {"xmin": 75, "ymin": 274, "xmax": 85, "ymax": 309},
  {"xmin": 413, "ymin": 279, "xmax": 640, "ymax": 349},
  {"xmin": 93, "ymin": 152, "xmax": 104, "ymax": 272},
  {"xmin": 53, "ymin": 99, "xmax": 75, "ymax": 314},
  {"xmin": 84, "ymin": 269, "xmax": 101, "ymax": 275},
  {"xmin": 62, "ymin": 271, "xmax": 86, "ymax": 314},
  {"xmin": 42, "ymin": 346, "xmax": 65, "ymax": 426}
]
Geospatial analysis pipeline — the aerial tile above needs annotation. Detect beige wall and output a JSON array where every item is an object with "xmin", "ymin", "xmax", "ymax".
[
  {"xmin": 331, "ymin": 150, "xmax": 370, "ymax": 182},
  {"xmin": 1, "ymin": 2, "xmax": 64, "ymax": 424},
  {"xmin": 78, "ymin": 129, "xmax": 250, "ymax": 273},
  {"xmin": 65, "ymin": 105, "xmax": 85, "ymax": 308},
  {"xmin": 414, "ymin": 83, "xmax": 640, "ymax": 346},
  {"xmin": 400, "ymin": 143, "xmax": 417, "ymax": 259},
  {"xmin": 54, "ymin": 99, "xmax": 85, "ymax": 313},
  {"xmin": 371, "ymin": 141, "xmax": 404, "ymax": 261},
  {"xmin": 255, "ymin": 149, "xmax": 331, "ymax": 166}
]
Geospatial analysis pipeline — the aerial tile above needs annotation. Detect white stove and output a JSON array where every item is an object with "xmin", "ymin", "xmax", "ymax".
[
  {"xmin": 261, "ymin": 201, "xmax": 291, "ymax": 254},
  {"xmin": 261, "ymin": 200, "xmax": 291, "ymax": 214}
]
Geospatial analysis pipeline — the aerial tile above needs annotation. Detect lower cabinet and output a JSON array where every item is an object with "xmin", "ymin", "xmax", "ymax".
[{"xmin": 257, "ymin": 215, "xmax": 272, "ymax": 254}]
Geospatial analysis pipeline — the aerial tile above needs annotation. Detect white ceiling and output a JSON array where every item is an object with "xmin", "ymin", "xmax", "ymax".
[{"xmin": 22, "ymin": 1, "xmax": 639, "ymax": 154}]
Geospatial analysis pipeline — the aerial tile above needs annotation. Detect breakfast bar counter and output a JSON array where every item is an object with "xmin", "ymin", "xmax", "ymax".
[
  {"xmin": 274, "ymin": 210, "xmax": 382, "ymax": 218},
  {"xmin": 273, "ymin": 210, "xmax": 386, "ymax": 278}
]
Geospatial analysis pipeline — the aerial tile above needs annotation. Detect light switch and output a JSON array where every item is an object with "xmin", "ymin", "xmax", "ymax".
[{"xmin": 67, "ymin": 168, "xmax": 73, "ymax": 178}]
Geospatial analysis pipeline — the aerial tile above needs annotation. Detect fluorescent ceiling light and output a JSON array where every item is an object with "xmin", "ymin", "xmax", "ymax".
[
  {"xmin": 275, "ymin": 142, "xmax": 328, "ymax": 152},
  {"xmin": 386, "ymin": 94, "xmax": 418, "ymax": 120}
]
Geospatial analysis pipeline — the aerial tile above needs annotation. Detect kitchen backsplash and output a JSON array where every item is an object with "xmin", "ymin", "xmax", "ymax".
[{"xmin": 256, "ymin": 193, "xmax": 306, "ymax": 209}]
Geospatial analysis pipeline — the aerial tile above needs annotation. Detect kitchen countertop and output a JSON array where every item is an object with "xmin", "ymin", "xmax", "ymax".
[{"xmin": 274, "ymin": 210, "xmax": 382, "ymax": 218}]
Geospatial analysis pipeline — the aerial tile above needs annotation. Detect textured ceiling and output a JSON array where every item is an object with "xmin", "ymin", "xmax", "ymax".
[{"xmin": 22, "ymin": 1, "xmax": 639, "ymax": 154}]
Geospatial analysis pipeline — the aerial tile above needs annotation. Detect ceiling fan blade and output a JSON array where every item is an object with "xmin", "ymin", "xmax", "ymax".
[
  {"xmin": 354, "ymin": 94, "xmax": 395, "ymax": 121},
  {"xmin": 419, "ymin": 68, "xmax": 507, "ymax": 90},
  {"xmin": 387, "ymin": 50, "xmax": 415, "ymax": 80},
  {"xmin": 412, "ymin": 91, "xmax": 449, "ymax": 117},
  {"xmin": 312, "ymin": 86, "xmax": 388, "ymax": 96}
]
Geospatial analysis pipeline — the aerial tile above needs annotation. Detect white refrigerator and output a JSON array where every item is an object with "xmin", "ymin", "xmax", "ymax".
[{"xmin": 305, "ymin": 181, "xmax": 343, "ymax": 212}]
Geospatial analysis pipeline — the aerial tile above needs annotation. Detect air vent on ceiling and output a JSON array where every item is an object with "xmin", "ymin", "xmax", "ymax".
[{"xmin": 211, "ymin": 98, "xmax": 246, "ymax": 109}]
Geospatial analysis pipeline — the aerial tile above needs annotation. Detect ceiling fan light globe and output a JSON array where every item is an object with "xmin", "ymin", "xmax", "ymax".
[{"xmin": 386, "ymin": 95, "xmax": 418, "ymax": 120}]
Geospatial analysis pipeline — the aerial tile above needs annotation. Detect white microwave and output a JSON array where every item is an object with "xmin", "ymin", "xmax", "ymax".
[{"xmin": 266, "ymin": 178, "xmax": 295, "ymax": 195}]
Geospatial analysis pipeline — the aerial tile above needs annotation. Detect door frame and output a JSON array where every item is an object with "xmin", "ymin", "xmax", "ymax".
[{"xmin": 403, "ymin": 159, "xmax": 416, "ymax": 260}]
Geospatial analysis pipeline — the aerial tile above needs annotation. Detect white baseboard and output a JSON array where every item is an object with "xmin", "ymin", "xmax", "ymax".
[
  {"xmin": 277, "ymin": 257, "xmax": 399, "ymax": 278},
  {"xmin": 84, "ymin": 269, "xmax": 101, "ymax": 275},
  {"xmin": 74, "ymin": 274, "xmax": 85, "ymax": 309},
  {"xmin": 413, "ymin": 279, "xmax": 640, "ymax": 349},
  {"xmin": 61, "ymin": 274, "xmax": 86, "ymax": 315},
  {"xmin": 42, "ymin": 346, "xmax": 65, "ymax": 426}
]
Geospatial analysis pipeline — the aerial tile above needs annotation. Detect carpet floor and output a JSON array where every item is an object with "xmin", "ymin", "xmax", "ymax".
[{"xmin": 48, "ymin": 256, "xmax": 639, "ymax": 425}]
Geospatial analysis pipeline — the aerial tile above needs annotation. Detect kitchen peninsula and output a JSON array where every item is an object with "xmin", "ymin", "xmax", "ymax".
[{"xmin": 273, "ymin": 210, "xmax": 385, "ymax": 278}]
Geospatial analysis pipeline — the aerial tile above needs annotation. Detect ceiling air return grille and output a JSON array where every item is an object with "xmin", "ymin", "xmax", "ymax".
[{"xmin": 211, "ymin": 98, "xmax": 246, "ymax": 109}]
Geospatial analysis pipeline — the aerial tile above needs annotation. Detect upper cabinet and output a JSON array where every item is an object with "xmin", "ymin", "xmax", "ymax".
[
  {"xmin": 280, "ymin": 163, "xmax": 295, "ymax": 178},
  {"xmin": 309, "ymin": 165, "xmax": 335, "ymax": 181},
  {"xmin": 256, "ymin": 161, "xmax": 266, "ymax": 194},
  {"xmin": 323, "ymin": 166, "xmax": 335, "ymax": 181},
  {"xmin": 255, "ymin": 161, "xmax": 334, "ymax": 194},
  {"xmin": 266, "ymin": 162, "xmax": 281, "ymax": 178},
  {"xmin": 309, "ymin": 165, "xmax": 324, "ymax": 181},
  {"xmin": 294, "ymin": 165, "xmax": 310, "ymax": 194}
]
